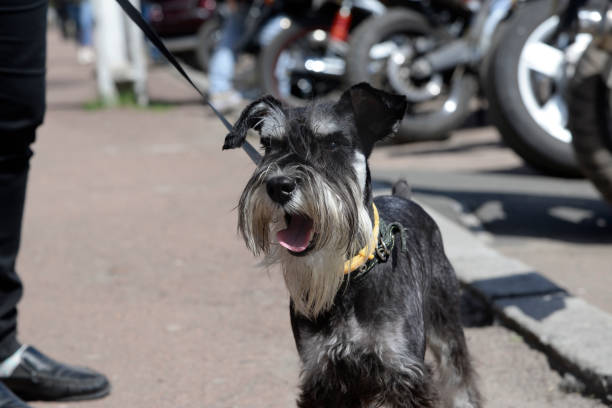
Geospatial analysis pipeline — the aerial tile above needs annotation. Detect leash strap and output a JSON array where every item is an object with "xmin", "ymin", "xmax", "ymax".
[{"xmin": 114, "ymin": 0, "xmax": 262, "ymax": 164}]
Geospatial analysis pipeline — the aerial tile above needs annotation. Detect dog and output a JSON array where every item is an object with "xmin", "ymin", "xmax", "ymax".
[{"xmin": 223, "ymin": 83, "xmax": 481, "ymax": 408}]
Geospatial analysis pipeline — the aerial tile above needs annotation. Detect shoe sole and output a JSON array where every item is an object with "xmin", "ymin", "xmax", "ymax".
[{"xmin": 17, "ymin": 384, "xmax": 111, "ymax": 402}]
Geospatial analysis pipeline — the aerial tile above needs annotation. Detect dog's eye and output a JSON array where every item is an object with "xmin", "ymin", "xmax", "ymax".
[
  {"xmin": 325, "ymin": 138, "xmax": 343, "ymax": 151},
  {"xmin": 260, "ymin": 137, "xmax": 271, "ymax": 150},
  {"xmin": 259, "ymin": 137, "xmax": 272, "ymax": 154},
  {"xmin": 323, "ymin": 132, "xmax": 345, "ymax": 151}
]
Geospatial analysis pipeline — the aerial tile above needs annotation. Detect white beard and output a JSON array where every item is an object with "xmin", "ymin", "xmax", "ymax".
[{"xmin": 239, "ymin": 164, "xmax": 373, "ymax": 319}]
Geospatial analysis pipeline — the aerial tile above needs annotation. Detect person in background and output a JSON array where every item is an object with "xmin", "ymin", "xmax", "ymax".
[
  {"xmin": 75, "ymin": 0, "xmax": 95, "ymax": 65},
  {"xmin": 0, "ymin": 1, "xmax": 110, "ymax": 407},
  {"xmin": 53, "ymin": 0, "xmax": 74, "ymax": 39},
  {"xmin": 207, "ymin": 0, "xmax": 248, "ymax": 112}
]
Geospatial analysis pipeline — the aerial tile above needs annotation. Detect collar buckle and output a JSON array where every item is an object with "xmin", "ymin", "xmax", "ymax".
[{"xmin": 375, "ymin": 236, "xmax": 390, "ymax": 262}]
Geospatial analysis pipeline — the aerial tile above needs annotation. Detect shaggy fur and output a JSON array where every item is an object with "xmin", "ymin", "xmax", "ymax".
[{"xmin": 223, "ymin": 83, "xmax": 481, "ymax": 408}]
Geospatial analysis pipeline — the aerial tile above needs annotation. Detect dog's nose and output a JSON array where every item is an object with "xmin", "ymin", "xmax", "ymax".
[{"xmin": 266, "ymin": 176, "xmax": 295, "ymax": 204}]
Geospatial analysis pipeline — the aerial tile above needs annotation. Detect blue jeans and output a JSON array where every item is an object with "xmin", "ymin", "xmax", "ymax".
[
  {"xmin": 77, "ymin": 0, "xmax": 93, "ymax": 47},
  {"xmin": 208, "ymin": 8, "xmax": 247, "ymax": 94}
]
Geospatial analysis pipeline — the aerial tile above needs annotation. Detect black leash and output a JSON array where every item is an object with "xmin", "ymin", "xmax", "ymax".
[{"xmin": 114, "ymin": 0, "xmax": 262, "ymax": 165}]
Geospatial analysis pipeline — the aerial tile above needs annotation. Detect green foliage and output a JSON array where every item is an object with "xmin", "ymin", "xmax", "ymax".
[{"xmin": 83, "ymin": 89, "xmax": 173, "ymax": 112}]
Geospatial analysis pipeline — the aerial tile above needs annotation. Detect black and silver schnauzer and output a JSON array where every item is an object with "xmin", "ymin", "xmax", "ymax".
[{"xmin": 223, "ymin": 83, "xmax": 481, "ymax": 408}]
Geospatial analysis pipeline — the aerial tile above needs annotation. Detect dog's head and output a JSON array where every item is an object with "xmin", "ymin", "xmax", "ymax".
[{"xmin": 223, "ymin": 83, "xmax": 406, "ymax": 318}]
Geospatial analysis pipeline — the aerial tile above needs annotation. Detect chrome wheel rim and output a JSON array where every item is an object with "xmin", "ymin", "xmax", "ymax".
[{"xmin": 517, "ymin": 15, "xmax": 592, "ymax": 144}]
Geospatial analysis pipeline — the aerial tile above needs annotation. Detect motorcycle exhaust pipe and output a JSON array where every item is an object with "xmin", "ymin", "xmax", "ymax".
[
  {"xmin": 303, "ymin": 57, "xmax": 346, "ymax": 77},
  {"xmin": 410, "ymin": 40, "xmax": 476, "ymax": 80},
  {"xmin": 411, "ymin": 0, "xmax": 514, "ymax": 80}
]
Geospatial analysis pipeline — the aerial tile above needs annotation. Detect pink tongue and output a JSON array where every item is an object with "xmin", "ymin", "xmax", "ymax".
[{"xmin": 277, "ymin": 215, "xmax": 313, "ymax": 252}]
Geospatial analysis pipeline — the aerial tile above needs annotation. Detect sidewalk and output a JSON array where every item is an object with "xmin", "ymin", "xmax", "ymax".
[
  {"xmin": 412, "ymin": 200, "xmax": 612, "ymax": 403},
  {"xmin": 21, "ymin": 30, "xmax": 609, "ymax": 407},
  {"xmin": 29, "ymin": 31, "xmax": 299, "ymax": 408}
]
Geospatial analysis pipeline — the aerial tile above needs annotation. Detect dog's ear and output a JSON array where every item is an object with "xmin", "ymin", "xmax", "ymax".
[
  {"xmin": 335, "ymin": 83, "xmax": 407, "ymax": 156},
  {"xmin": 222, "ymin": 96, "xmax": 286, "ymax": 150}
]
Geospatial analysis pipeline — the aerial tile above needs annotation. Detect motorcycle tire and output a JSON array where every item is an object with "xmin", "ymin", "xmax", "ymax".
[
  {"xmin": 568, "ymin": 43, "xmax": 612, "ymax": 204},
  {"xmin": 345, "ymin": 9, "xmax": 477, "ymax": 143},
  {"xmin": 486, "ymin": 0, "xmax": 581, "ymax": 177},
  {"xmin": 195, "ymin": 17, "xmax": 222, "ymax": 72},
  {"xmin": 258, "ymin": 18, "xmax": 339, "ymax": 106}
]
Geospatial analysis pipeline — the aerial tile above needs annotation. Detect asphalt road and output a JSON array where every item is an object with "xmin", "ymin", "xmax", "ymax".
[{"xmin": 20, "ymin": 31, "xmax": 609, "ymax": 408}]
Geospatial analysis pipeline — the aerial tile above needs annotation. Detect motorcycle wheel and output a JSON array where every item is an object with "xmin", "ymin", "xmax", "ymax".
[
  {"xmin": 195, "ymin": 17, "xmax": 222, "ymax": 72},
  {"xmin": 345, "ymin": 9, "xmax": 477, "ymax": 143},
  {"xmin": 568, "ymin": 43, "xmax": 612, "ymax": 204},
  {"xmin": 486, "ymin": 0, "xmax": 591, "ymax": 177},
  {"xmin": 258, "ymin": 18, "xmax": 343, "ymax": 106}
]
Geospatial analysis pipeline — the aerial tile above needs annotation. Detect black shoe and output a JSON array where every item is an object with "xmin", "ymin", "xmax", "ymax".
[
  {"xmin": 0, "ymin": 382, "xmax": 30, "ymax": 408},
  {"xmin": 1, "ymin": 346, "xmax": 110, "ymax": 401}
]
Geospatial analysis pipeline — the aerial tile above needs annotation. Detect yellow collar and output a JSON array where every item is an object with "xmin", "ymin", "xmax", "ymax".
[{"xmin": 343, "ymin": 203, "xmax": 379, "ymax": 275}]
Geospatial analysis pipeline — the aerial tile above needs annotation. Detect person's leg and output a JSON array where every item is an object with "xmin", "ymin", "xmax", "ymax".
[
  {"xmin": 0, "ymin": 0, "xmax": 47, "ymax": 362},
  {"xmin": 0, "ymin": 2, "xmax": 109, "ymax": 403},
  {"xmin": 208, "ymin": 6, "xmax": 247, "ymax": 98},
  {"xmin": 77, "ymin": 0, "xmax": 93, "ymax": 46},
  {"xmin": 141, "ymin": 1, "xmax": 163, "ymax": 63},
  {"xmin": 208, "ymin": 47, "xmax": 236, "ymax": 94},
  {"xmin": 75, "ymin": 0, "xmax": 94, "ymax": 64},
  {"xmin": 0, "ymin": 144, "xmax": 30, "ymax": 363}
]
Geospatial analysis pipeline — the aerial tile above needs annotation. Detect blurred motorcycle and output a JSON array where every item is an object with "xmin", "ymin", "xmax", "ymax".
[
  {"xmin": 147, "ymin": 0, "xmax": 218, "ymax": 69},
  {"xmin": 566, "ymin": 0, "xmax": 612, "ymax": 203},
  {"xmin": 346, "ymin": 0, "xmax": 476, "ymax": 142},
  {"xmin": 346, "ymin": 0, "xmax": 591, "ymax": 176},
  {"xmin": 195, "ymin": 0, "xmax": 307, "ymax": 73},
  {"xmin": 485, "ymin": 0, "xmax": 592, "ymax": 177},
  {"xmin": 258, "ymin": 0, "xmax": 387, "ymax": 105}
]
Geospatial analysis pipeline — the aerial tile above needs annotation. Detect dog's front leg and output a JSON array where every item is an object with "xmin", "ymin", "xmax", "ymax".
[
  {"xmin": 296, "ymin": 374, "xmax": 362, "ymax": 408},
  {"xmin": 296, "ymin": 361, "xmax": 437, "ymax": 408}
]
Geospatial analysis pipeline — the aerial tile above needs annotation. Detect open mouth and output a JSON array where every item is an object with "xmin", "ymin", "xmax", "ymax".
[{"xmin": 277, "ymin": 213, "xmax": 314, "ymax": 255}]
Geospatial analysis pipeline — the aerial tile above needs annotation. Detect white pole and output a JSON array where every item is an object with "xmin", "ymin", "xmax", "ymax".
[
  {"xmin": 93, "ymin": 0, "xmax": 148, "ymax": 106},
  {"xmin": 93, "ymin": 0, "xmax": 119, "ymax": 104}
]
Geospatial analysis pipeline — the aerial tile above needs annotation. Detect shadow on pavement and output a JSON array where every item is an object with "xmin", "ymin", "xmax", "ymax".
[
  {"xmin": 461, "ymin": 282, "xmax": 568, "ymax": 324},
  {"xmin": 477, "ymin": 165, "xmax": 541, "ymax": 176},
  {"xmin": 470, "ymin": 272, "xmax": 568, "ymax": 322},
  {"xmin": 414, "ymin": 186, "xmax": 612, "ymax": 244},
  {"xmin": 461, "ymin": 289, "xmax": 495, "ymax": 327},
  {"xmin": 496, "ymin": 291, "xmax": 568, "ymax": 322},
  {"xmin": 148, "ymin": 97, "xmax": 205, "ymax": 106},
  {"xmin": 385, "ymin": 140, "xmax": 503, "ymax": 158}
]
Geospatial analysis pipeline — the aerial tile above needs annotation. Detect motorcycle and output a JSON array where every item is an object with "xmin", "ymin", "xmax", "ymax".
[
  {"xmin": 345, "ymin": 0, "xmax": 476, "ymax": 142},
  {"xmin": 566, "ymin": 0, "xmax": 612, "ymax": 203},
  {"xmin": 485, "ymin": 0, "xmax": 592, "ymax": 177},
  {"xmin": 346, "ymin": 0, "xmax": 590, "ymax": 176},
  {"xmin": 195, "ymin": 0, "xmax": 311, "ymax": 81},
  {"xmin": 257, "ymin": 0, "xmax": 387, "ymax": 105}
]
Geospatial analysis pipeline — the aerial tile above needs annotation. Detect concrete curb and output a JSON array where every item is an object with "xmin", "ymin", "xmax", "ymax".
[{"xmin": 419, "ymin": 201, "xmax": 612, "ymax": 403}]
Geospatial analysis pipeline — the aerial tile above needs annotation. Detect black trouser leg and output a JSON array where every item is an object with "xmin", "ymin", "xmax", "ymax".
[
  {"xmin": 0, "ymin": 167, "xmax": 28, "ymax": 360},
  {"xmin": 0, "ymin": 0, "xmax": 48, "ymax": 360}
]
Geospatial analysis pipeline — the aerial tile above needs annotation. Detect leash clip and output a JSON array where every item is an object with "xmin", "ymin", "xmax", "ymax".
[{"xmin": 375, "ymin": 236, "xmax": 390, "ymax": 262}]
